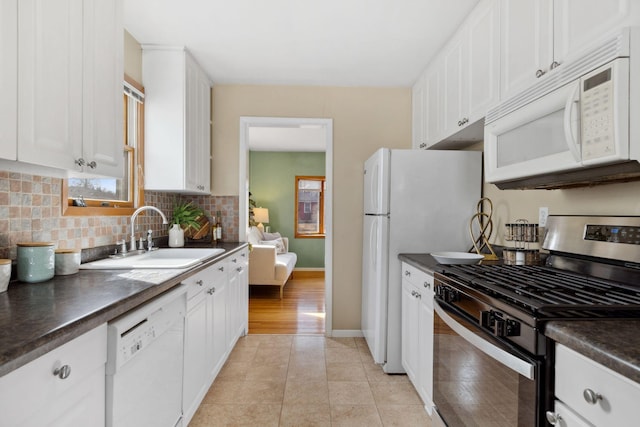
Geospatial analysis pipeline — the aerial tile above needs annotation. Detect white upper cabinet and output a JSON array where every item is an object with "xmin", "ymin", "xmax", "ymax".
[
  {"xmin": 143, "ymin": 47, "xmax": 211, "ymax": 194},
  {"xmin": 1, "ymin": 0, "xmax": 17, "ymax": 161},
  {"xmin": 501, "ymin": 0, "xmax": 640, "ymax": 101},
  {"xmin": 411, "ymin": 72, "xmax": 426, "ymax": 149},
  {"xmin": 418, "ymin": 0, "xmax": 499, "ymax": 148},
  {"xmin": 17, "ymin": 0, "xmax": 124, "ymax": 177}
]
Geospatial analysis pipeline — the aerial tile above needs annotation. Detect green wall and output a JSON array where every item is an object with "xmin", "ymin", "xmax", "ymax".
[{"xmin": 249, "ymin": 151, "xmax": 325, "ymax": 268}]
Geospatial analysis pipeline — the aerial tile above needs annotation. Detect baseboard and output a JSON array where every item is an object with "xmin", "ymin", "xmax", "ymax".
[
  {"xmin": 292, "ymin": 268, "xmax": 324, "ymax": 279},
  {"xmin": 329, "ymin": 329, "xmax": 364, "ymax": 338}
]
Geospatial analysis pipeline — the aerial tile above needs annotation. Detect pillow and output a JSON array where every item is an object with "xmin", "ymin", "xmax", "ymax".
[
  {"xmin": 262, "ymin": 231, "xmax": 282, "ymax": 241},
  {"xmin": 260, "ymin": 237, "xmax": 286, "ymax": 254},
  {"xmin": 247, "ymin": 226, "xmax": 264, "ymax": 245}
]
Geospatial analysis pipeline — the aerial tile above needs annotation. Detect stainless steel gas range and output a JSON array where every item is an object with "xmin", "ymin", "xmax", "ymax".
[{"xmin": 431, "ymin": 215, "xmax": 640, "ymax": 427}]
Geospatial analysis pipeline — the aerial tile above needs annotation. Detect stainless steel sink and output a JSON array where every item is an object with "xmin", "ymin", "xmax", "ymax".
[{"xmin": 79, "ymin": 248, "xmax": 225, "ymax": 270}]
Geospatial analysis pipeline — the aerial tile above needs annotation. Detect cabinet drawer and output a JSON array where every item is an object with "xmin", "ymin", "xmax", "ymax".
[
  {"xmin": 183, "ymin": 269, "xmax": 208, "ymax": 301},
  {"xmin": 0, "ymin": 324, "xmax": 107, "ymax": 425},
  {"xmin": 551, "ymin": 400, "xmax": 592, "ymax": 427},
  {"xmin": 555, "ymin": 343, "xmax": 640, "ymax": 427},
  {"xmin": 401, "ymin": 262, "xmax": 434, "ymax": 307}
]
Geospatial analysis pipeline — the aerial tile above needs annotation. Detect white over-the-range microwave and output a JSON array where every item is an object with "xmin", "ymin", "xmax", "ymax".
[{"xmin": 485, "ymin": 28, "xmax": 640, "ymax": 189}]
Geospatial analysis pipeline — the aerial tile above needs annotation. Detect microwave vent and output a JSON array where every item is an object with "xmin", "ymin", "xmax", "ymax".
[
  {"xmin": 494, "ymin": 161, "xmax": 640, "ymax": 190},
  {"xmin": 486, "ymin": 28, "xmax": 630, "ymax": 124}
]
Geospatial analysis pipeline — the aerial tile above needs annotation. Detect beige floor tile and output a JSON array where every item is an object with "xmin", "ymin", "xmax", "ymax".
[
  {"xmin": 226, "ymin": 345, "xmax": 258, "ymax": 363},
  {"xmin": 377, "ymin": 404, "xmax": 432, "ymax": 427},
  {"xmin": 254, "ymin": 346, "xmax": 292, "ymax": 364},
  {"xmin": 189, "ymin": 403, "xmax": 281, "ymax": 427},
  {"xmin": 239, "ymin": 380, "xmax": 286, "ymax": 404},
  {"xmin": 245, "ymin": 362, "xmax": 289, "ymax": 382},
  {"xmin": 325, "ymin": 346, "xmax": 362, "ymax": 364},
  {"xmin": 330, "ymin": 404, "xmax": 383, "ymax": 426},
  {"xmin": 326, "ymin": 362, "xmax": 367, "ymax": 382},
  {"xmin": 287, "ymin": 361, "xmax": 328, "ymax": 382},
  {"xmin": 233, "ymin": 335, "xmax": 263, "ymax": 348},
  {"xmin": 364, "ymin": 364, "xmax": 410, "ymax": 383},
  {"xmin": 280, "ymin": 403, "xmax": 331, "ymax": 427},
  {"xmin": 359, "ymin": 348, "xmax": 376, "ymax": 365},
  {"xmin": 216, "ymin": 360, "xmax": 251, "ymax": 380},
  {"xmin": 290, "ymin": 349, "xmax": 326, "ymax": 365},
  {"xmin": 370, "ymin": 382, "xmax": 423, "ymax": 406},
  {"xmin": 283, "ymin": 380, "xmax": 330, "ymax": 405},
  {"xmin": 293, "ymin": 335, "xmax": 326, "ymax": 351},
  {"xmin": 325, "ymin": 337, "xmax": 358, "ymax": 348},
  {"xmin": 201, "ymin": 379, "xmax": 244, "ymax": 404},
  {"xmin": 328, "ymin": 381, "xmax": 375, "ymax": 405},
  {"xmin": 255, "ymin": 334, "xmax": 294, "ymax": 348}
]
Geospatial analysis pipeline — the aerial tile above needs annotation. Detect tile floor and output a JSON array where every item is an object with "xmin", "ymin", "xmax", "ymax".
[{"xmin": 189, "ymin": 335, "xmax": 433, "ymax": 426}]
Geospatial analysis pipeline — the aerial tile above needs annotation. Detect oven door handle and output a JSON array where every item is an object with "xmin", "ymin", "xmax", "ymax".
[{"xmin": 434, "ymin": 301, "xmax": 536, "ymax": 380}]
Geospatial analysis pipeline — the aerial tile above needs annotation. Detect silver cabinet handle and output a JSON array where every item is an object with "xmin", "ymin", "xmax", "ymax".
[
  {"xmin": 410, "ymin": 290, "xmax": 416, "ymax": 297},
  {"xmin": 535, "ymin": 69, "xmax": 546, "ymax": 78},
  {"xmin": 232, "ymin": 258, "xmax": 237, "ymax": 263},
  {"xmin": 218, "ymin": 266, "xmax": 224, "ymax": 272},
  {"xmin": 404, "ymin": 270, "xmax": 411, "ymax": 277},
  {"xmin": 583, "ymin": 388, "xmax": 602, "ymax": 404},
  {"xmin": 415, "ymin": 292, "xmax": 421, "ymax": 299},
  {"xmin": 545, "ymin": 411, "xmax": 561, "ymax": 425},
  {"xmin": 74, "ymin": 158, "xmax": 85, "ymax": 167},
  {"xmin": 419, "ymin": 143, "xmax": 427, "ymax": 149},
  {"xmin": 53, "ymin": 365, "xmax": 71, "ymax": 379},
  {"xmin": 196, "ymin": 280, "xmax": 204, "ymax": 287},
  {"xmin": 236, "ymin": 267, "xmax": 243, "ymax": 272},
  {"xmin": 87, "ymin": 160, "xmax": 97, "ymax": 169},
  {"xmin": 423, "ymin": 281, "xmax": 430, "ymax": 289},
  {"xmin": 550, "ymin": 61, "xmax": 561, "ymax": 69},
  {"xmin": 207, "ymin": 287, "xmax": 216, "ymax": 295}
]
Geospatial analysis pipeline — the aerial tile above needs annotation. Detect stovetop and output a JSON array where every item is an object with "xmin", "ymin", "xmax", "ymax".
[{"xmin": 436, "ymin": 263, "xmax": 640, "ymax": 320}]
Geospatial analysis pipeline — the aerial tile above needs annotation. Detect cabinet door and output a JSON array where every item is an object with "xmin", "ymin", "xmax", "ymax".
[
  {"xmin": 237, "ymin": 251, "xmax": 249, "ymax": 335},
  {"xmin": 207, "ymin": 280, "xmax": 227, "ymax": 381},
  {"xmin": 441, "ymin": 33, "xmax": 467, "ymax": 138},
  {"xmin": 401, "ymin": 280, "xmax": 419, "ymax": 384},
  {"xmin": 411, "ymin": 73, "xmax": 426, "ymax": 149},
  {"xmin": 82, "ymin": 0, "xmax": 124, "ymax": 178},
  {"xmin": 1, "ymin": 0, "xmax": 17, "ymax": 160},
  {"xmin": 424, "ymin": 65, "xmax": 442, "ymax": 147},
  {"xmin": 553, "ymin": 0, "xmax": 640, "ymax": 65},
  {"xmin": 467, "ymin": 0, "xmax": 500, "ymax": 122},
  {"xmin": 183, "ymin": 297, "xmax": 208, "ymax": 424},
  {"xmin": 226, "ymin": 258, "xmax": 239, "ymax": 350},
  {"xmin": 500, "ymin": 0, "xmax": 553, "ymax": 100},
  {"xmin": 18, "ymin": 0, "xmax": 84, "ymax": 170},
  {"xmin": 185, "ymin": 55, "xmax": 211, "ymax": 193}
]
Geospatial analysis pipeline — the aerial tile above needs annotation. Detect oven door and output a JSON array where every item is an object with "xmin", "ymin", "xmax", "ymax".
[{"xmin": 433, "ymin": 300, "xmax": 541, "ymax": 427}]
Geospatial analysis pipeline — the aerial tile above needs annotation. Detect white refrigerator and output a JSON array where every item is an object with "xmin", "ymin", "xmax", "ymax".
[{"xmin": 361, "ymin": 148, "xmax": 481, "ymax": 373}]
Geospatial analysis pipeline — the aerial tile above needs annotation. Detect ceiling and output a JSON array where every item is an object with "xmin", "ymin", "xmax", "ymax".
[{"xmin": 124, "ymin": 0, "xmax": 480, "ymax": 88}]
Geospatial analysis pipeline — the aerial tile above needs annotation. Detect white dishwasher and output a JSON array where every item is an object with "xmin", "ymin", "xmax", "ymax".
[{"xmin": 106, "ymin": 285, "xmax": 187, "ymax": 427}]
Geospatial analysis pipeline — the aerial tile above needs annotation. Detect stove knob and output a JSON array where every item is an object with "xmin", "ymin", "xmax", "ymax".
[
  {"xmin": 494, "ymin": 319, "xmax": 506, "ymax": 337},
  {"xmin": 444, "ymin": 288, "xmax": 459, "ymax": 303},
  {"xmin": 505, "ymin": 319, "xmax": 521, "ymax": 337},
  {"xmin": 481, "ymin": 311, "xmax": 495, "ymax": 328}
]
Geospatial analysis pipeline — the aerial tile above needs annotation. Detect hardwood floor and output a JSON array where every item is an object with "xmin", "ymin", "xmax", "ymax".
[{"xmin": 249, "ymin": 275, "xmax": 325, "ymax": 335}]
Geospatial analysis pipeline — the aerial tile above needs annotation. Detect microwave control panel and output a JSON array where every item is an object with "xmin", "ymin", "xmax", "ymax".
[
  {"xmin": 580, "ymin": 67, "xmax": 615, "ymax": 160},
  {"xmin": 584, "ymin": 224, "xmax": 640, "ymax": 245}
]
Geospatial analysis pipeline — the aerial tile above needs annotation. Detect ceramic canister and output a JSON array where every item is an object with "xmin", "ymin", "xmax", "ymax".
[
  {"xmin": 0, "ymin": 259, "xmax": 11, "ymax": 293},
  {"xmin": 55, "ymin": 249, "xmax": 81, "ymax": 275},
  {"xmin": 17, "ymin": 242, "xmax": 55, "ymax": 283}
]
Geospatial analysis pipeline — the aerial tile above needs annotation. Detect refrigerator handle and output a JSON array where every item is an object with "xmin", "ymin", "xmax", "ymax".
[{"xmin": 369, "ymin": 218, "xmax": 378, "ymax": 270}]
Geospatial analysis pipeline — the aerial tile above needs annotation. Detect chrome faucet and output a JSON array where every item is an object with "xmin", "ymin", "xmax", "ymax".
[{"xmin": 130, "ymin": 206, "xmax": 168, "ymax": 251}]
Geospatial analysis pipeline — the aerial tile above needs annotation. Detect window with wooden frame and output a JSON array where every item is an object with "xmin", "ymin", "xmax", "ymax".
[
  {"xmin": 62, "ymin": 76, "xmax": 145, "ymax": 216},
  {"xmin": 295, "ymin": 176, "xmax": 325, "ymax": 238}
]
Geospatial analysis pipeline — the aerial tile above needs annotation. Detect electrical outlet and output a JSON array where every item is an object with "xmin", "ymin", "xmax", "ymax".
[{"xmin": 539, "ymin": 207, "xmax": 549, "ymax": 227}]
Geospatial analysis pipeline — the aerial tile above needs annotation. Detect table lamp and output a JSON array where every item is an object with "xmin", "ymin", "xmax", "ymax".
[{"xmin": 254, "ymin": 207, "xmax": 269, "ymax": 232}]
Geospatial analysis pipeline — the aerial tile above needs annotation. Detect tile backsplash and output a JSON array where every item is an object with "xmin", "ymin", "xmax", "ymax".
[{"xmin": 0, "ymin": 171, "xmax": 240, "ymax": 259}]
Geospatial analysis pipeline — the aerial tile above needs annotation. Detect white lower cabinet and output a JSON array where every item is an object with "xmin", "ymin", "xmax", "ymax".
[
  {"xmin": 182, "ymin": 250, "xmax": 249, "ymax": 426},
  {"xmin": 401, "ymin": 262, "xmax": 434, "ymax": 411},
  {"xmin": 550, "ymin": 343, "xmax": 640, "ymax": 427},
  {"xmin": 0, "ymin": 324, "xmax": 107, "ymax": 427}
]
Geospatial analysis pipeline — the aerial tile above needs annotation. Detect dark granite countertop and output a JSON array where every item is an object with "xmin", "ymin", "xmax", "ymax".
[
  {"xmin": 398, "ymin": 252, "xmax": 640, "ymax": 384},
  {"xmin": 0, "ymin": 241, "xmax": 247, "ymax": 378},
  {"xmin": 545, "ymin": 320, "xmax": 640, "ymax": 383}
]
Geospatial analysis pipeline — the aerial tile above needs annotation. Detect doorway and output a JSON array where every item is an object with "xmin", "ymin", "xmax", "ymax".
[{"xmin": 238, "ymin": 116, "xmax": 333, "ymax": 335}]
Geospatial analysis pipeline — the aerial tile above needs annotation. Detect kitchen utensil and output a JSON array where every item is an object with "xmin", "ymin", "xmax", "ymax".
[{"xmin": 431, "ymin": 251, "xmax": 484, "ymax": 265}]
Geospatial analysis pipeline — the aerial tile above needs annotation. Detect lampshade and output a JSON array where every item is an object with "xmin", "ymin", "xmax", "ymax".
[{"xmin": 254, "ymin": 207, "xmax": 270, "ymax": 226}]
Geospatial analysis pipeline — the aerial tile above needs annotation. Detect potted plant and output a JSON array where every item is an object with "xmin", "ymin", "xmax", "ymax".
[{"xmin": 169, "ymin": 202, "xmax": 205, "ymax": 247}]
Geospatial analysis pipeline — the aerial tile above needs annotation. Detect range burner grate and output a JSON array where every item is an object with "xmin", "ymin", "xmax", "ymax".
[{"xmin": 438, "ymin": 264, "xmax": 640, "ymax": 318}]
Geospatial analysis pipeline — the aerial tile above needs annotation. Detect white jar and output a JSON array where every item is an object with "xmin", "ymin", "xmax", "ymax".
[
  {"xmin": 0, "ymin": 259, "xmax": 11, "ymax": 293},
  {"xmin": 55, "ymin": 249, "xmax": 81, "ymax": 275},
  {"xmin": 168, "ymin": 223, "xmax": 185, "ymax": 247}
]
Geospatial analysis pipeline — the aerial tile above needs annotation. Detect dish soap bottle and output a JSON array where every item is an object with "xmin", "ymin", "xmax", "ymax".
[{"xmin": 215, "ymin": 211, "xmax": 222, "ymax": 240}]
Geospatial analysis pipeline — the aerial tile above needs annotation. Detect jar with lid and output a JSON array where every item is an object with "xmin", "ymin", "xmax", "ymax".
[{"xmin": 17, "ymin": 242, "xmax": 55, "ymax": 283}]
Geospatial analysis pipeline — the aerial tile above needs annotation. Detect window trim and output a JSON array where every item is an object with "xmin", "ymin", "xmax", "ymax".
[
  {"xmin": 62, "ymin": 75, "xmax": 145, "ymax": 216},
  {"xmin": 294, "ymin": 175, "xmax": 325, "ymax": 239}
]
